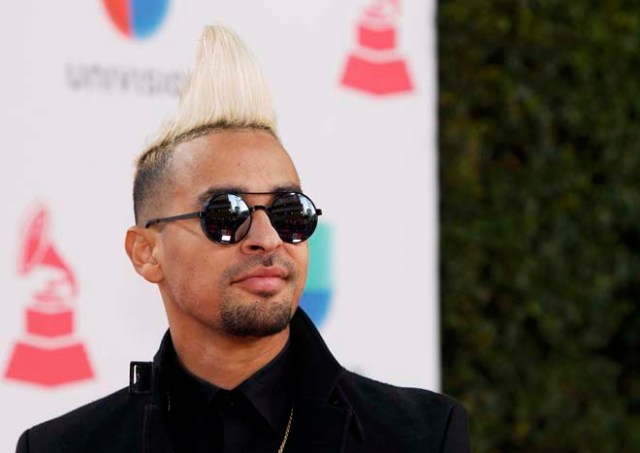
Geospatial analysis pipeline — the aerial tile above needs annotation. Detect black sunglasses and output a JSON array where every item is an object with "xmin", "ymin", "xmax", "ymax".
[{"xmin": 144, "ymin": 192, "xmax": 322, "ymax": 245}]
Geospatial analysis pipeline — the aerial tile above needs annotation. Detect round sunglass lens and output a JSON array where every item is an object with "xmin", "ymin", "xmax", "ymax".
[
  {"xmin": 270, "ymin": 193, "xmax": 318, "ymax": 243},
  {"xmin": 202, "ymin": 194, "xmax": 250, "ymax": 244}
]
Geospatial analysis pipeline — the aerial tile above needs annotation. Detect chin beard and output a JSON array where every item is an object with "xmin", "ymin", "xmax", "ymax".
[{"xmin": 220, "ymin": 298, "xmax": 292, "ymax": 338}]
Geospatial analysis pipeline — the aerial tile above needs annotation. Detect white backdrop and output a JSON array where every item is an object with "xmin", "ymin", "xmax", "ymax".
[{"xmin": 0, "ymin": 0, "xmax": 438, "ymax": 448}]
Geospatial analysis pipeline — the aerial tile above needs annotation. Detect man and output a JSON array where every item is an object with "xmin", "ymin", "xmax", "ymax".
[{"xmin": 16, "ymin": 25, "xmax": 469, "ymax": 452}]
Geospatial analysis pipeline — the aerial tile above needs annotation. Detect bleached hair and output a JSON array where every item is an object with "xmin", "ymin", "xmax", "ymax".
[
  {"xmin": 149, "ymin": 24, "xmax": 277, "ymax": 150},
  {"xmin": 132, "ymin": 24, "xmax": 277, "ymax": 224}
]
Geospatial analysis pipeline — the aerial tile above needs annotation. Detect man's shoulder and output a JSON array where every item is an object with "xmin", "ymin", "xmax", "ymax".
[
  {"xmin": 17, "ymin": 386, "xmax": 144, "ymax": 453},
  {"xmin": 341, "ymin": 370, "xmax": 463, "ymax": 414},
  {"xmin": 337, "ymin": 371, "xmax": 469, "ymax": 451}
]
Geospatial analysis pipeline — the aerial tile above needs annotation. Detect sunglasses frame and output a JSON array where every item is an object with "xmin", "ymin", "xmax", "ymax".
[{"xmin": 144, "ymin": 191, "xmax": 322, "ymax": 245}]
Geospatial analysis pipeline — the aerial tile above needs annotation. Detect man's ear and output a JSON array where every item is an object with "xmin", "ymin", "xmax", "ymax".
[{"xmin": 125, "ymin": 226, "xmax": 163, "ymax": 283}]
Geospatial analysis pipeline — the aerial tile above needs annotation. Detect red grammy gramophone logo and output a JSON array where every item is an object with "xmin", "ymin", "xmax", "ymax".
[
  {"xmin": 5, "ymin": 205, "xmax": 94, "ymax": 386},
  {"xmin": 341, "ymin": 0, "xmax": 414, "ymax": 95}
]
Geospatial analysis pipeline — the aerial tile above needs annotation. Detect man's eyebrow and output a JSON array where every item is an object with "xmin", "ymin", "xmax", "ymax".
[
  {"xmin": 195, "ymin": 185, "xmax": 303, "ymax": 206},
  {"xmin": 196, "ymin": 186, "xmax": 243, "ymax": 206}
]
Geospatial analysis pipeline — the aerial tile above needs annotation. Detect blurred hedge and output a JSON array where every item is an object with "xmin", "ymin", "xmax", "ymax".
[{"xmin": 438, "ymin": 1, "xmax": 640, "ymax": 452}]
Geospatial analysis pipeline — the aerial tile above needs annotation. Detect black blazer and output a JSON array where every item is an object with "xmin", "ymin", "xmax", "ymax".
[{"xmin": 17, "ymin": 309, "xmax": 470, "ymax": 452}]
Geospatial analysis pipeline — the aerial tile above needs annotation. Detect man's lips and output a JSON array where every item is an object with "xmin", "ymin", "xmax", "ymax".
[{"xmin": 231, "ymin": 267, "xmax": 289, "ymax": 293}]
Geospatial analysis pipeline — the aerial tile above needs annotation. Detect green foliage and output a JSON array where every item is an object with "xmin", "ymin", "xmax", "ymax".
[{"xmin": 439, "ymin": 1, "xmax": 640, "ymax": 451}]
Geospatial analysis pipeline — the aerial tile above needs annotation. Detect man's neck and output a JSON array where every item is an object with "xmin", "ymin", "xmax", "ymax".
[{"xmin": 168, "ymin": 320, "xmax": 290, "ymax": 390}]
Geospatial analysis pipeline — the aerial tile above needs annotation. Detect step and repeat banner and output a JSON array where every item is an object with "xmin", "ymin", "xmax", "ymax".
[{"xmin": 0, "ymin": 0, "xmax": 438, "ymax": 447}]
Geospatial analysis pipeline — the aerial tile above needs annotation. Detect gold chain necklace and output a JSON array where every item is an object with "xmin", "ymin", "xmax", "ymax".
[{"xmin": 277, "ymin": 406, "xmax": 294, "ymax": 453}]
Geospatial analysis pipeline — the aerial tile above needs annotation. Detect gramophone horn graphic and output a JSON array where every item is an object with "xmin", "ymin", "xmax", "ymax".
[
  {"xmin": 341, "ymin": 0, "xmax": 414, "ymax": 95},
  {"xmin": 5, "ymin": 206, "xmax": 94, "ymax": 386}
]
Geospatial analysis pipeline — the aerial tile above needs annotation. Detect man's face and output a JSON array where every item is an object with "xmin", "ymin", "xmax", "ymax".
[{"xmin": 151, "ymin": 129, "xmax": 308, "ymax": 338}]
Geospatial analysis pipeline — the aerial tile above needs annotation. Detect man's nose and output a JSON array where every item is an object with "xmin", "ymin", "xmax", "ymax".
[{"xmin": 240, "ymin": 208, "xmax": 283, "ymax": 253}]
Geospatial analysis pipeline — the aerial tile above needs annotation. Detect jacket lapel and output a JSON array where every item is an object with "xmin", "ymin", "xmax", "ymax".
[
  {"xmin": 287, "ymin": 310, "xmax": 364, "ymax": 452},
  {"xmin": 143, "ymin": 405, "xmax": 175, "ymax": 453},
  {"xmin": 136, "ymin": 335, "xmax": 176, "ymax": 453}
]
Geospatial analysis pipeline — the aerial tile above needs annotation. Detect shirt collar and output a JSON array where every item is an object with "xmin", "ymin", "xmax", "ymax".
[{"xmin": 166, "ymin": 334, "xmax": 292, "ymax": 433}]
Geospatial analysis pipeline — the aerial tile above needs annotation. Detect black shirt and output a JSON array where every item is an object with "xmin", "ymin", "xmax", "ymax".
[{"xmin": 166, "ymin": 342, "xmax": 292, "ymax": 453}]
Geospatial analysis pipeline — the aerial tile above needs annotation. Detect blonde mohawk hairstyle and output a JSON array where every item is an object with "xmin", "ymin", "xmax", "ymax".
[
  {"xmin": 133, "ymin": 25, "xmax": 277, "ymax": 224},
  {"xmin": 149, "ymin": 24, "xmax": 277, "ymax": 150}
]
